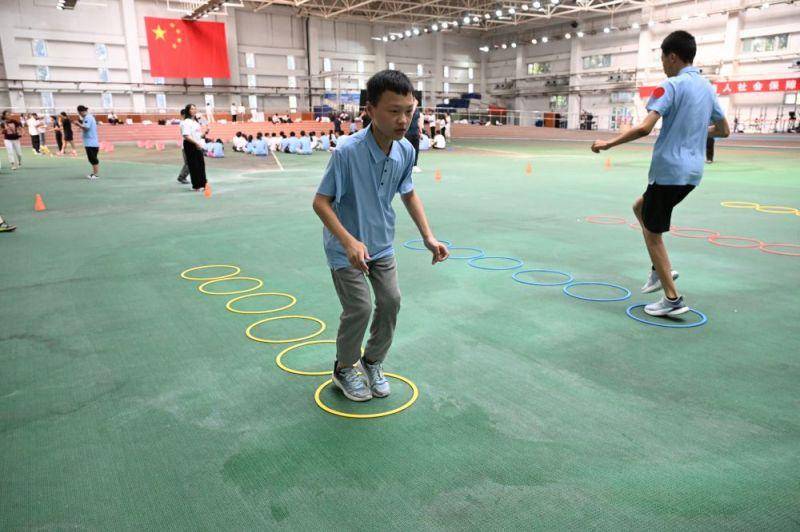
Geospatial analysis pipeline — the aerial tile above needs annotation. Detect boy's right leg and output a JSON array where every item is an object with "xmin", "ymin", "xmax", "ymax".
[{"xmin": 330, "ymin": 267, "xmax": 374, "ymax": 401}]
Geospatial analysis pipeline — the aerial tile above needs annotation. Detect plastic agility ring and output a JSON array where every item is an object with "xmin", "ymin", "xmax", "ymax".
[
  {"xmin": 707, "ymin": 235, "xmax": 763, "ymax": 249},
  {"xmin": 586, "ymin": 215, "xmax": 627, "ymax": 225},
  {"xmin": 275, "ymin": 340, "xmax": 363, "ymax": 376},
  {"xmin": 245, "ymin": 315, "xmax": 326, "ymax": 344},
  {"xmin": 563, "ymin": 281, "xmax": 632, "ymax": 302},
  {"xmin": 720, "ymin": 201, "xmax": 759, "ymax": 209},
  {"xmin": 626, "ymin": 304, "xmax": 708, "ymax": 329},
  {"xmin": 512, "ymin": 269, "xmax": 573, "ymax": 287},
  {"xmin": 403, "ymin": 238, "xmax": 452, "ymax": 251},
  {"xmin": 198, "ymin": 276, "xmax": 263, "ymax": 295},
  {"xmin": 446, "ymin": 246, "xmax": 486, "ymax": 260},
  {"xmin": 180, "ymin": 264, "xmax": 241, "ymax": 281},
  {"xmin": 226, "ymin": 292, "xmax": 297, "ymax": 315},
  {"xmin": 755, "ymin": 205, "xmax": 798, "ymax": 215},
  {"xmin": 759, "ymin": 243, "xmax": 800, "ymax": 257},
  {"xmin": 670, "ymin": 227, "xmax": 720, "ymax": 239},
  {"xmin": 467, "ymin": 256, "xmax": 524, "ymax": 271},
  {"xmin": 314, "ymin": 373, "xmax": 419, "ymax": 419}
]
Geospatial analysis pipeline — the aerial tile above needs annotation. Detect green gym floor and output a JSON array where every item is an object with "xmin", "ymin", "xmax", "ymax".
[{"xmin": 1, "ymin": 139, "xmax": 798, "ymax": 530}]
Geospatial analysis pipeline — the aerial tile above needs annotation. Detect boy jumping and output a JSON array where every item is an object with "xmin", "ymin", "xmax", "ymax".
[
  {"xmin": 592, "ymin": 30, "xmax": 729, "ymax": 316},
  {"xmin": 313, "ymin": 70, "xmax": 449, "ymax": 402}
]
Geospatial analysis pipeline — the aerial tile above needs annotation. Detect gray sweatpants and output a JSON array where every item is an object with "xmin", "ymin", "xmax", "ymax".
[
  {"xmin": 331, "ymin": 256, "xmax": 401, "ymax": 367},
  {"xmin": 178, "ymin": 148, "xmax": 190, "ymax": 179}
]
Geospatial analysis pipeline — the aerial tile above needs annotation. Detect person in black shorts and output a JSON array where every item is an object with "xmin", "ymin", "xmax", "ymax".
[{"xmin": 59, "ymin": 112, "xmax": 77, "ymax": 156}]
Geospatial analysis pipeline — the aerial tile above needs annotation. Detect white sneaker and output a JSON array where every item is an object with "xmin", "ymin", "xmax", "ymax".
[
  {"xmin": 645, "ymin": 295, "xmax": 690, "ymax": 317},
  {"xmin": 413, "ymin": 166, "xmax": 422, "ymax": 173},
  {"xmin": 641, "ymin": 269, "xmax": 679, "ymax": 294},
  {"xmin": 87, "ymin": 174, "xmax": 99, "ymax": 180}
]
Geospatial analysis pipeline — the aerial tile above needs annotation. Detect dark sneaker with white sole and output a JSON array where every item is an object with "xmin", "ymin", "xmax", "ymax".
[{"xmin": 645, "ymin": 296, "xmax": 690, "ymax": 317}]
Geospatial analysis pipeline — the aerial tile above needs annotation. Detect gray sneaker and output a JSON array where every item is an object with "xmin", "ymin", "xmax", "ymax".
[
  {"xmin": 332, "ymin": 363, "xmax": 372, "ymax": 402},
  {"xmin": 645, "ymin": 295, "xmax": 690, "ymax": 317},
  {"xmin": 360, "ymin": 358, "xmax": 391, "ymax": 398},
  {"xmin": 641, "ymin": 269, "xmax": 679, "ymax": 294}
]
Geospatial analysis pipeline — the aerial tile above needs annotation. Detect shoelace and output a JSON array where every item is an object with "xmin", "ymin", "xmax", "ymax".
[
  {"xmin": 340, "ymin": 368, "xmax": 365, "ymax": 387},
  {"xmin": 367, "ymin": 364, "xmax": 386, "ymax": 384}
]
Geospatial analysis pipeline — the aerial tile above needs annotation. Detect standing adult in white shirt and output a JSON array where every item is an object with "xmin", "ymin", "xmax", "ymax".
[
  {"xmin": 230, "ymin": 102, "xmax": 238, "ymax": 123},
  {"xmin": 180, "ymin": 104, "xmax": 208, "ymax": 191},
  {"xmin": 238, "ymin": 103, "xmax": 246, "ymax": 122},
  {"xmin": 26, "ymin": 113, "xmax": 41, "ymax": 154}
]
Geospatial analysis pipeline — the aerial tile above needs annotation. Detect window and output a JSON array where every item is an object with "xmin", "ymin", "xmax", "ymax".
[
  {"xmin": 443, "ymin": 65, "xmax": 450, "ymax": 77},
  {"xmin": 203, "ymin": 77, "xmax": 213, "ymax": 87},
  {"xmin": 248, "ymin": 94, "xmax": 258, "ymax": 110},
  {"xmin": 443, "ymin": 82, "xmax": 450, "ymax": 93},
  {"xmin": 527, "ymin": 62, "xmax": 551, "ymax": 75},
  {"xmin": 468, "ymin": 67, "xmax": 474, "ymax": 80},
  {"xmin": 417, "ymin": 64, "xmax": 423, "ymax": 76},
  {"xmin": 357, "ymin": 60, "xmax": 365, "ymax": 73},
  {"xmin": 102, "ymin": 92, "xmax": 113, "ymax": 109},
  {"xmin": 323, "ymin": 57, "xmax": 332, "ymax": 71},
  {"xmin": 153, "ymin": 77, "xmax": 165, "ymax": 85},
  {"xmin": 549, "ymin": 95, "xmax": 567, "ymax": 110},
  {"xmin": 468, "ymin": 83, "xmax": 474, "ymax": 93},
  {"xmin": 95, "ymin": 43, "xmax": 108, "ymax": 61},
  {"xmin": 288, "ymin": 95, "xmax": 297, "ymax": 111},
  {"xmin": 245, "ymin": 52, "xmax": 255, "ymax": 68},
  {"xmin": 98, "ymin": 67, "xmax": 109, "ymax": 82},
  {"xmin": 40, "ymin": 91, "xmax": 54, "ymax": 110},
  {"xmin": 32, "ymin": 39, "xmax": 47, "ymax": 57},
  {"xmin": 610, "ymin": 91, "xmax": 635, "ymax": 103},
  {"xmin": 416, "ymin": 80, "xmax": 423, "ymax": 91},
  {"xmin": 784, "ymin": 92, "xmax": 796, "ymax": 105},
  {"xmin": 324, "ymin": 77, "xmax": 333, "ymax": 91},
  {"xmin": 247, "ymin": 74, "xmax": 257, "ymax": 88},
  {"xmin": 287, "ymin": 55, "xmax": 296, "ymax": 70},
  {"xmin": 155, "ymin": 92, "xmax": 167, "ymax": 109},
  {"xmin": 582, "ymin": 54, "xmax": 611, "ymax": 69},
  {"xmin": 36, "ymin": 65, "xmax": 50, "ymax": 81},
  {"xmin": 288, "ymin": 76, "xmax": 297, "ymax": 88},
  {"xmin": 388, "ymin": 62, "xmax": 395, "ymax": 70},
  {"xmin": 742, "ymin": 33, "xmax": 788, "ymax": 53}
]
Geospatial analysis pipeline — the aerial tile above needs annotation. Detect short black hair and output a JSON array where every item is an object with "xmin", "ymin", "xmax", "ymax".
[
  {"xmin": 661, "ymin": 31, "xmax": 696, "ymax": 63},
  {"xmin": 366, "ymin": 69, "xmax": 414, "ymax": 106},
  {"xmin": 290, "ymin": 131, "xmax": 295, "ymax": 136},
  {"xmin": 300, "ymin": 130, "xmax": 306, "ymax": 136},
  {"xmin": 77, "ymin": 105, "xmax": 88, "ymax": 112}
]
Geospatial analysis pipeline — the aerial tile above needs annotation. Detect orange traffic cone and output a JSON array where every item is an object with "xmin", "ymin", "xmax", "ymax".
[
  {"xmin": 525, "ymin": 161, "xmax": 532, "ymax": 175},
  {"xmin": 604, "ymin": 157, "xmax": 612, "ymax": 169},
  {"xmin": 434, "ymin": 169, "xmax": 442, "ymax": 182},
  {"xmin": 34, "ymin": 193, "xmax": 47, "ymax": 212},
  {"xmin": 203, "ymin": 183, "xmax": 211, "ymax": 198}
]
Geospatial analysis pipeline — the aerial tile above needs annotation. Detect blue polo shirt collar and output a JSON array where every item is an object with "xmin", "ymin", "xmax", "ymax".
[{"xmin": 678, "ymin": 65, "xmax": 698, "ymax": 76}]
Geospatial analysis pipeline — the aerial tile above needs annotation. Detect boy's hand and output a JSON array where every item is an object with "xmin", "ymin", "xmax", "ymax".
[
  {"xmin": 424, "ymin": 237, "xmax": 449, "ymax": 265},
  {"xmin": 345, "ymin": 239, "xmax": 371, "ymax": 273},
  {"xmin": 591, "ymin": 140, "xmax": 610, "ymax": 153}
]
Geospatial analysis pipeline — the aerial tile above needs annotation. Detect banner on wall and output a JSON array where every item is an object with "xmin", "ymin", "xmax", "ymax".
[
  {"xmin": 638, "ymin": 78, "xmax": 800, "ymax": 98},
  {"xmin": 144, "ymin": 17, "xmax": 229, "ymax": 78}
]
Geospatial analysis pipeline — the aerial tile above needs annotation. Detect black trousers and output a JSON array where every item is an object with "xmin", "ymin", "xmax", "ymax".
[
  {"xmin": 55, "ymin": 131, "xmax": 64, "ymax": 152},
  {"xmin": 429, "ymin": 125, "xmax": 436, "ymax": 138},
  {"xmin": 31, "ymin": 134, "xmax": 40, "ymax": 153},
  {"xmin": 405, "ymin": 134, "xmax": 420, "ymax": 166},
  {"xmin": 232, "ymin": 114, "xmax": 237, "ymax": 122},
  {"xmin": 183, "ymin": 140, "xmax": 207, "ymax": 189},
  {"xmin": 706, "ymin": 136, "xmax": 715, "ymax": 162}
]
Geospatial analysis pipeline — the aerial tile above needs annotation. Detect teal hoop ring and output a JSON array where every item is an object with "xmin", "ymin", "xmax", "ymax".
[
  {"xmin": 403, "ymin": 239, "xmax": 452, "ymax": 251},
  {"xmin": 626, "ymin": 304, "xmax": 708, "ymax": 328},
  {"xmin": 563, "ymin": 281, "xmax": 631, "ymax": 302},
  {"xmin": 467, "ymin": 256, "xmax": 524, "ymax": 271},
  {"xmin": 446, "ymin": 246, "xmax": 486, "ymax": 260},
  {"xmin": 512, "ymin": 269, "xmax": 573, "ymax": 286}
]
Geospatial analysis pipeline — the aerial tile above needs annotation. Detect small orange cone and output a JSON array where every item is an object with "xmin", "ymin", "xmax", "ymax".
[
  {"xmin": 604, "ymin": 157, "xmax": 612, "ymax": 169},
  {"xmin": 34, "ymin": 193, "xmax": 47, "ymax": 212},
  {"xmin": 525, "ymin": 161, "xmax": 532, "ymax": 175},
  {"xmin": 203, "ymin": 183, "xmax": 211, "ymax": 198},
  {"xmin": 434, "ymin": 169, "xmax": 442, "ymax": 182}
]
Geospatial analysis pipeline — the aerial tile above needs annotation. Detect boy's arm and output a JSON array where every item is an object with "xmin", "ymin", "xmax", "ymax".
[
  {"xmin": 708, "ymin": 118, "xmax": 730, "ymax": 138},
  {"xmin": 400, "ymin": 190, "xmax": 449, "ymax": 265},
  {"xmin": 591, "ymin": 111, "xmax": 661, "ymax": 152},
  {"xmin": 312, "ymin": 193, "xmax": 371, "ymax": 273}
]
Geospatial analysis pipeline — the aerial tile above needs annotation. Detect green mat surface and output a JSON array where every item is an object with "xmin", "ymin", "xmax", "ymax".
[{"xmin": 1, "ymin": 142, "xmax": 798, "ymax": 530}]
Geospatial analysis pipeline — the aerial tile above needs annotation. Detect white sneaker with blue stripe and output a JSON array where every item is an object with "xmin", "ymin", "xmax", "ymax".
[
  {"xmin": 332, "ymin": 364, "xmax": 372, "ymax": 402},
  {"xmin": 645, "ymin": 296, "xmax": 690, "ymax": 317},
  {"xmin": 360, "ymin": 358, "xmax": 391, "ymax": 398}
]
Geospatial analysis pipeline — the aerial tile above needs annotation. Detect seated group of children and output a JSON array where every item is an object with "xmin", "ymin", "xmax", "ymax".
[{"xmin": 229, "ymin": 130, "xmax": 348, "ymax": 156}]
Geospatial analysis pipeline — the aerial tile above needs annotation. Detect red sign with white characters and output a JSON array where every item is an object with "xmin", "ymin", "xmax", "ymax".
[{"xmin": 638, "ymin": 78, "xmax": 800, "ymax": 98}]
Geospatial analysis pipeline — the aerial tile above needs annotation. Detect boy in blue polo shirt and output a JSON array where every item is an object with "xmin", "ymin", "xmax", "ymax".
[
  {"xmin": 592, "ymin": 31, "xmax": 729, "ymax": 316},
  {"xmin": 313, "ymin": 70, "xmax": 449, "ymax": 402},
  {"xmin": 75, "ymin": 105, "xmax": 100, "ymax": 180}
]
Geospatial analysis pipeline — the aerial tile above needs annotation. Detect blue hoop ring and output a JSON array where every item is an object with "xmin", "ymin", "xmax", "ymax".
[
  {"xmin": 512, "ymin": 269, "xmax": 574, "ymax": 286},
  {"xmin": 403, "ymin": 238, "xmax": 453, "ymax": 251},
  {"xmin": 467, "ymin": 256, "xmax": 524, "ymax": 271},
  {"xmin": 625, "ymin": 304, "xmax": 708, "ymax": 328},
  {"xmin": 563, "ymin": 281, "xmax": 632, "ymax": 302},
  {"xmin": 446, "ymin": 246, "xmax": 486, "ymax": 260}
]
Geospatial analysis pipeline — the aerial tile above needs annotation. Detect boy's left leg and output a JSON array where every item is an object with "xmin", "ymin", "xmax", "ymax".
[{"xmin": 362, "ymin": 256, "xmax": 401, "ymax": 397}]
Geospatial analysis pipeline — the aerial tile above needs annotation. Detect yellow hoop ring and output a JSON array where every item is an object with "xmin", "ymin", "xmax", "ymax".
[
  {"xmin": 314, "ymin": 373, "xmax": 419, "ymax": 419},
  {"xmin": 180, "ymin": 264, "xmax": 241, "ymax": 281},
  {"xmin": 275, "ymin": 340, "xmax": 363, "ymax": 376},
  {"xmin": 245, "ymin": 315, "xmax": 326, "ymax": 344},
  {"xmin": 226, "ymin": 292, "xmax": 297, "ymax": 315},
  {"xmin": 198, "ymin": 276, "xmax": 263, "ymax": 295},
  {"xmin": 754, "ymin": 205, "xmax": 799, "ymax": 215},
  {"xmin": 720, "ymin": 201, "xmax": 759, "ymax": 209}
]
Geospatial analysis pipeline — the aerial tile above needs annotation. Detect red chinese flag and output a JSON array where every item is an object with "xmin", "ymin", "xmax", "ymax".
[{"xmin": 145, "ymin": 17, "xmax": 229, "ymax": 78}]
